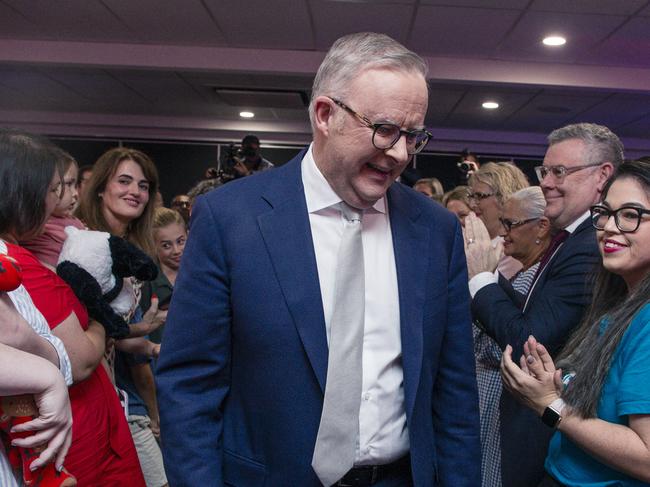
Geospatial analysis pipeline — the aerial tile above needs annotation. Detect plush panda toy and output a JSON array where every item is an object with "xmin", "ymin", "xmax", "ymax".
[{"xmin": 56, "ymin": 226, "xmax": 157, "ymax": 339}]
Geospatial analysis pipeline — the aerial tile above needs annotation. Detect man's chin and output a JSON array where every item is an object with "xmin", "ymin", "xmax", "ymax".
[{"xmin": 353, "ymin": 184, "xmax": 390, "ymax": 208}]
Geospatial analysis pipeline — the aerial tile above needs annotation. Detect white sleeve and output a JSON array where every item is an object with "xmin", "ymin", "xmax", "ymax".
[
  {"xmin": 7, "ymin": 285, "xmax": 73, "ymax": 386},
  {"xmin": 468, "ymin": 270, "xmax": 499, "ymax": 298}
]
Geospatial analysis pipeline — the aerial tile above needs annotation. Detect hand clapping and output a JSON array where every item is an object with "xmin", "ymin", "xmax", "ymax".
[
  {"xmin": 464, "ymin": 212, "xmax": 502, "ymax": 279},
  {"xmin": 500, "ymin": 335, "xmax": 563, "ymax": 416}
]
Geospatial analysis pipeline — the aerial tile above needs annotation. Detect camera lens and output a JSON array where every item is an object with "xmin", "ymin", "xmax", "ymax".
[{"xmin": 457, "ymin": 161, "xmax": 472, "ymax": 172}]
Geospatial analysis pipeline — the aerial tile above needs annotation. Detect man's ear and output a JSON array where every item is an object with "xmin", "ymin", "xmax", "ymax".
[
  {"xmin": 596, "ymin": 162, "xmax": 615, "ymax": 194},
  {"xmin": 312, "ymin": 96, "xmax": 336, "ymax": 138}
]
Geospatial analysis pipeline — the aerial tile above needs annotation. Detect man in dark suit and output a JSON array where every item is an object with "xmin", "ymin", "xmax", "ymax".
[
  {"xmin": 156, "ymin": 32, "xmax": 481, "ymax": 487},
  {"xmin": 467, "ymin": 123, "xmax": 624, "ymax": 487}
]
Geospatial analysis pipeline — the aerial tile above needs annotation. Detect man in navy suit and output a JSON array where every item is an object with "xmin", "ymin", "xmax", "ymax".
[
  {"xmin": 467, "ymin": 123, "xmax": 624, "ymax": 487},
  {"xmin": 156, "ymin": 32, "xmax": 480, "ymax": 487}
]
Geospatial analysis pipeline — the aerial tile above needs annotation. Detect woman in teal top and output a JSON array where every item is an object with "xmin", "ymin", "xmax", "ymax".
[{"xmin": 501, "ymin": 158, "xmax": 650, "ymax": 486}]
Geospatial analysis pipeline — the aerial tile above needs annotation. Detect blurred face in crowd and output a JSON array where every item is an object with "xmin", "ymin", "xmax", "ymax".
[
  {"xmin": 540, "ymin": 138, "xmax": 611, "ymax": 229},
  {"xmin": 100, "ymin": 159, "xmax": 150, "ymax": 231},
  {"xmin": 598, "ymin": 177, "xmax": 650, "ymax": 290},
  {"xmin": 78, "ymin": 168, "xmax": 92, "ymax": 198},
  {"xmin": 414, "ymin": 182, "xmax": 433, "ymax": 198},
  {"xmin": 242, "ymin": 142, "xmax": 260, "ymax": 161},
  {"xmin": 446, "ymin": 199, "xmax": 472, "ymax": 228},
  {"xmin": 500, "ymin": 198, "xmax": 545, "ymax": 263},
  {"xmin": 171, "ymin": 195, "xmax": 191, "ymax": 221},
  {"xmin": 53, "ymin": 164, "xmax": 79, "ymax": 218},
  {"xmin": 313, "ymin": 67, "xmax": 428, "ymax": 209},
  {"xmin": 155, "ymin": 222, "xmax": 187, "ymax": 272},
  {"xmin": 470, "ymin": 180, "xmax": 501, "ymax": 238}
]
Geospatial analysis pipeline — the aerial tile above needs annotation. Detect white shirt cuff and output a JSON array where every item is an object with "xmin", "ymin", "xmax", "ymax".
[{"xmin": 468, "ymin": 271, "xmax": 498, "ymax": 298}]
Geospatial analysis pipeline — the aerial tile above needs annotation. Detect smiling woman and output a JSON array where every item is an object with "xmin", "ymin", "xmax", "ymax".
[
  {"xmin": 501, "ymin": 159, "xmax": 650, "ymax": 486},
  {"xmin": 77, "ymin": 147, "xmax": 158, "ymax": 257},
  {"xmin": 76, "ymin": 148, "xmax": 169, "ymax": 487}
]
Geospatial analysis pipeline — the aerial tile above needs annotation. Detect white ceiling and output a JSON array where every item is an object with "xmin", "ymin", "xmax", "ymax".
[{"xmin": 1, "ymin": 0, "xmax": 650, "ymax": 157}]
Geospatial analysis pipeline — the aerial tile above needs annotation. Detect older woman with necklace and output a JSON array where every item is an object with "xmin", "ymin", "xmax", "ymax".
[{"xmin": 472, "ymin": 186, "xmax": 552, "ymax": 487}]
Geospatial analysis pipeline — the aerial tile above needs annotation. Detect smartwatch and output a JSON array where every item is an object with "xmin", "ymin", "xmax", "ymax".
[{"xmin": 541, "ymin": 398, "xmax": 565, "ymax": 428}]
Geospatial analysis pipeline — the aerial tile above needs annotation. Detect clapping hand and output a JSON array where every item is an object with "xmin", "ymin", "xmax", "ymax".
[
  {"xmin": 500, "ymin": 336, "xmax": 563, "ymax": 416},
  {"xmin": 464, "ymin": 212, "xmax": 502, "ymax": 279}
]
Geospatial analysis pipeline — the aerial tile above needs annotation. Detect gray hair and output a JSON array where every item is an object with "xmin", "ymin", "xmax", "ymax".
[
  {"xmin": 187, "ymin": 178, "xmax": 223, "ymax": 203},
  {"xmin": 505, "ymin": 186, "xmax": 546, "ymax": 220},
  {"xmin": 548, "ymin": 123, "xmax": 624, "ymax": 168},
  {"xmin": 309, "ymin": 32, "xmax": 428, "ymax": 130}
]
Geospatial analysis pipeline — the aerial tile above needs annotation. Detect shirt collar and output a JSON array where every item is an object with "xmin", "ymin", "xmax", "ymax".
[
  {"xmin": 564, "ymin": 210, "xmax": 590, "ymax": 234},
  {"xmin": 301, "ymin": 144, "xmax": 386, "ymax": 214}
]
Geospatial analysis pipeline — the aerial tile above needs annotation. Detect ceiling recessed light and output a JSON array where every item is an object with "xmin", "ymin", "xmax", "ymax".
[
  {"xmin": 543, "ymin": 36, "xmax": 566, "ymax": 46},
  {"xmin": 482, "ymin": 101, "xmax": 499, "ymax": 110},
  {"xmin": 239, "ymin": 111, "xmax": 255, "ymax": 118}
]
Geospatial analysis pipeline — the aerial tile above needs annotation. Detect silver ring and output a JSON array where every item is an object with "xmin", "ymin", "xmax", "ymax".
[{"xmin": 468, "ymin": 238, "xmax": 475, "ymax": 244}]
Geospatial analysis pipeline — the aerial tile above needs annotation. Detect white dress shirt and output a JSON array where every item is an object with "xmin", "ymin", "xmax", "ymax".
[{"xmin": 301, "ymin": 145, "xmax": 409, "ymax": 465}]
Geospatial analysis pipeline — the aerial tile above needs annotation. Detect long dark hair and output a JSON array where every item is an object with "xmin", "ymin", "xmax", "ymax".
[
  {"xmin": 557, "ymin": 159, "xmax": 650, "ymax": 418},
  {"xmin": 0, "ymin": 128, "xmax": 62, "ymax": 240}
]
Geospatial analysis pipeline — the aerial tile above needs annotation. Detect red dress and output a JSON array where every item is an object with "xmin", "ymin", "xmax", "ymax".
[{"xmin": 7, "ymin": 243, "xmax": 146, "ymax": 487}]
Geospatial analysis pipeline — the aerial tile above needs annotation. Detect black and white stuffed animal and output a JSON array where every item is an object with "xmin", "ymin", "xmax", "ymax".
[{"xmin": 56, "ymin": 226, "xmax": 157, "ymax": 339}]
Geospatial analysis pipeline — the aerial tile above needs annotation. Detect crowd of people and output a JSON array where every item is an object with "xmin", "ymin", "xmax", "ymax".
[{"xmin": 2, "ymin": 31, "xmax": 650, "ymax": 487}]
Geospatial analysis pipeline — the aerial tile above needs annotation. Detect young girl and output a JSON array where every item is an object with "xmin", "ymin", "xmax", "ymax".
[
  {"xmin": 140, "ymin": 207, "xmax": 188, "ymax": 344},
  {"xmin": 22, "ymin": 149, "xmax": 84, "ymax": 269}
]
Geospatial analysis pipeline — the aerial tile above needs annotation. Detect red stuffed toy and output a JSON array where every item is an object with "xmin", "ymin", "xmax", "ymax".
[{"xmin": 0, "ymin": 254, "xmax": 76, "ymax": 486}]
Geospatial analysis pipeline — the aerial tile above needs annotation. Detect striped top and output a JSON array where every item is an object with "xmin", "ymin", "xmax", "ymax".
[
  {"xmin": 0, "ymin": 240, "xmax": 72, "ymax": 386},
  {"xmin": 474, "ymin": 260, "xmax": 541, "ymax": 487},
  {"xmin": 0, "ymin": 441, "xmax": 19, "ymax": 486},
  {"xmin": 511, "ymin": 262, "xmax": 540, "ymax": 295},
  {"xmin": 1, "ymin": 239, "xmax": 74, "ymax": 485}
]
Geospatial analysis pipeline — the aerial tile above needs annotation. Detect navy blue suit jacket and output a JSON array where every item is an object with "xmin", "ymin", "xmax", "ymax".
[
  {"xmin": 156, "ymin": 153, "xmax": 481, "ymax": 486},
  {"xmin": 472, "ymin": 218, "xmax": 599, "ymax": 487}
]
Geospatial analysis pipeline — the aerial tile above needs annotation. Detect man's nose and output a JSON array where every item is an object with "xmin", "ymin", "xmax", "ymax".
[{"xmin": 384, "ymin": 134, "xmax": 410, "ymax": 164}]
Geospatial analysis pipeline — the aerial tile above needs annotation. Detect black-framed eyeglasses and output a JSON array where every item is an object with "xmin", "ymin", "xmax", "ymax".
[
  {"xmin": 534, "ymin": 163, "xmax": 603, "ymax": 183},
  {"xmin": 468, "ymin": 191, "xmax": 497, "ymax": 201},
  {"xmin": 590, "ymin": 204, "xmax": 650, "ymax": 233},
  {"xmin": 499, "ymin": 217, "xmax": 539, "ymax": 232},
  {"xmin": 328, "ymin": 97, "xmax": 432, "ymax": 155}
]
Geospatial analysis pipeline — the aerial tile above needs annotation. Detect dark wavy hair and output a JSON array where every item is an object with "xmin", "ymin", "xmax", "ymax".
[
  {"xmin": 557, "ymin": 159, "xmax": 650, "ymax": 417},
  {"xmin": 0, "ymin": 129, "xmax": 62, "ymax": 240}
]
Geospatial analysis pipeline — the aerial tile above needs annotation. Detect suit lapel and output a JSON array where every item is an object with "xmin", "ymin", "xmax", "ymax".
[
  {"xmin": 257, "ymin": 155, "xmax": 329, "ymax": 392},
  {"xmin": 524, "ymin": 217, "xmax": 593, "ymax": 311},
  {"xmin": 388, "ymin": 185, "xmax": 429, "ymax": 418}
]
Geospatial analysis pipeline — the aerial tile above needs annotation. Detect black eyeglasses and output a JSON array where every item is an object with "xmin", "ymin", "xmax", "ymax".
[
  {"xmin": 590, "ymin": 204, "xmax": 650, "ymax": 233},
  {"xmin": 499, "ymin": 217, "xmax": 539, "ymax": 232},
  {"xmin": 468, "ymin": 191, "xmax": 497, "ymax": 201},
  {"xmin": 328, "ymin": 97, "xmax": 431, "ymax": 155},
  {"xmin": 534, "ymin": 163, "xmax": 602, "ymax": 183}
]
